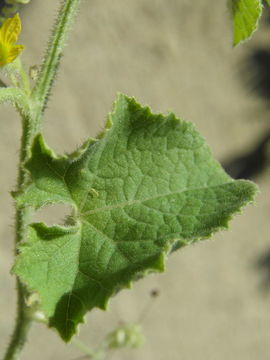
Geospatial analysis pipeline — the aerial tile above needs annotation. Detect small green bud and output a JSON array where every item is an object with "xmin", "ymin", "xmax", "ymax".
[
  {"xmin": 105, "ymin": 323, "xmax": 145, "ymax": 350},
  {"xmin": 29, "ymin": 65, "xmax": 39, "ymax": 81}
]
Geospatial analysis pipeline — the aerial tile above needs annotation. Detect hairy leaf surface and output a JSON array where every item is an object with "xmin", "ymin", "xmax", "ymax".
[
  {"xmin": 231, "ymin": 0, "xmax": 263, "ymax": 46},
  {"xmin": 14, "ymin": 94, "xmax": 257, "ymax": 341}
]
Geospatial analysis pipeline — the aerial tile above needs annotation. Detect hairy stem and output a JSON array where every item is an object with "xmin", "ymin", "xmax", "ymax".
[
  {"xmin": 16, "ymin": 59, "xmax": 31, "ymax": 96},
  {"xmin": 3, "ymin": 1, "xmax": 82, "ymax": 359},
  {"xmin": 0, "ymin": 88, "xmax": 30, "ymax": 115},
  {"xmin": 3, "ymin": 281, "xmax": 33, "ymax": 360},
  {"xmin": 3, "ymin": 114, "xmax": 34, "ymax": 360},
  {"xmin": 31, "ymin": 0, "xmax": 81, "ymax": 133}
]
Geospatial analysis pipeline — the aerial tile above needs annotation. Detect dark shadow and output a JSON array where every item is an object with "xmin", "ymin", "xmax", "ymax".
[
  {"xmin": 255, "ymin": 249, "xmax": 270, "ymax": 292},
  {"xmin": 227, "ymin": 5, "xmax": 270, "ymax": 180},
  {"xmin": 246, "ymin": 49, "xmax": 270, "ymax": 101},
  {"xmin": 222, "ymin": 132, "xmax": 270, "ymax": 180}
]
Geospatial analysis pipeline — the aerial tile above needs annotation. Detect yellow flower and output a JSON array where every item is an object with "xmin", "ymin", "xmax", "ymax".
[{"xmin": 0, "ymin": 14, "xmax": 24, "ymax": 67}]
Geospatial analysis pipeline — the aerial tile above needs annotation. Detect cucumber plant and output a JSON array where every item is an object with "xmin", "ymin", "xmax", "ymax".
[{"xmin": 1, "ymin": 1, "xmax": 264, "ymax": 359}]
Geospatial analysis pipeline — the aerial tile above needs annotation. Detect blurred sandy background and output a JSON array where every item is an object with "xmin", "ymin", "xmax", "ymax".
[{"xmin": 1, "ymin": 1, "xmax": 270, "ymax": 359}]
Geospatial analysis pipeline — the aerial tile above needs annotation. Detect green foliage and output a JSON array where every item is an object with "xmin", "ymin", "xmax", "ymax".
[
  {"xmin": 13, "ymin": 94, "xmax": 257, "ymax": 341},
  {"xmin": 230, "ymin": 0, "xmax": 263, "ymax": 46}
]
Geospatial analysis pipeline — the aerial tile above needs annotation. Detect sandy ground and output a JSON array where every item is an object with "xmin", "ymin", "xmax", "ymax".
[{"xmin": 1, "ymin": 1, "xmax": 270, "ymax": 359}]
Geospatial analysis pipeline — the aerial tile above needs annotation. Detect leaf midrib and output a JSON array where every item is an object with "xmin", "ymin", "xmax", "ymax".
[{"xmin": 79, "ymin": 181, "xmax": 233, "ymax": 216}]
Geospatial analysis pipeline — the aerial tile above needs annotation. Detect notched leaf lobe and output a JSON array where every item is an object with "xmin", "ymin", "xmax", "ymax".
[{"xmin": 13, "ymin": 94, "xmax": 257, "ymax": 341}]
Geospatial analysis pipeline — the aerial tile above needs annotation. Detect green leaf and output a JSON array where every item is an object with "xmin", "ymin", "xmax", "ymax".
[
  {"xmin": 13, "ymin": 94, "xmax": 257, "ymax": 341},
  {"xmin": 231, "ymin": 0, "xmax": 263, "ymax": 46},
  {"xmin": 266, "ymin": 0, "xmax": 270, "ymax": 5}
]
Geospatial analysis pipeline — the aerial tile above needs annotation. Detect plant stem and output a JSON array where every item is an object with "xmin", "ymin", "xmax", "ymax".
[
  {"xmin": 0, "ymin": 88, "xmax": 29, "ymax": 114},
  {"xmin": 72, "ymin": 338, "xmax": 107, "ymax": 360},
  {"xmin": 3, "ymin": 1, "xmax": 82, "ymax": 359},
  {"xmin": 3, "ymin": 114, "xmax": 34, "ymax": 360},
  {"xmin": 16, "ymin": 59, "xmax": 31, "ymax": 96},
  {"xmin": 31, "ymin": 0, "xmax": 81, "ymax": 133},
  {"xmin": 3, "ymin": 281, "xmax": 33, "ymax": 360},
  {"xmin": 73, "ymin": 339, "xmax": 99, "ymax": 358}
]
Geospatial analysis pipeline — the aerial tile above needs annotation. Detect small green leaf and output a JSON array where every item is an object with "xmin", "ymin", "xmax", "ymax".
[
  {"xmin": 231, "ymin": 0, "xmax": 263, "ymax": 46},
  {"xmin": 13, "ymin": 94, "xmax": 257, "ymax": 341},
  {"xmin": 266, "ymin": 0, "xmax": 270, "ymax": 5}
]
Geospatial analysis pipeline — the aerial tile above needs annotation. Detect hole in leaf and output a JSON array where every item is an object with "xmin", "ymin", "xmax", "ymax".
[{"xmin": 32, "ymin": 204, "xmax": 73, "ymax": 227}]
